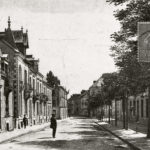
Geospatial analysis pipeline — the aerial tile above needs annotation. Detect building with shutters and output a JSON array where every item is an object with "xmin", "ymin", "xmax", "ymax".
[
  {"xmin": 52, "ymin": 86, "xmax": 68, "ymax": 119},
  {"xmin": 0, "ymin": 17, "xmax": 52, "ymax": 131}
]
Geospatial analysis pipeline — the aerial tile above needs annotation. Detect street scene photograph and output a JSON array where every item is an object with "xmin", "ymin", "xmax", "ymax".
[{"xmin": 0, "ymin": 0, "xmax": 150, "ymax": 150}]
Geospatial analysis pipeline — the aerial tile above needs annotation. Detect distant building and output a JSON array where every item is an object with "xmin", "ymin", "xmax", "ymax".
[
  {"xmin": 89, "ymin": 78, "xmax": 103, "ymax": 97},
  {"xmin": 52, "ymin": 86, "xmax": 68, "ymax": 119},
  {"xmin": 88, "ymin": 78, "xmax": 103, "ymax": 117},
  {"xmin": 68, "ymin": 94, "xmax": 80, "ymax": 116},
  {"xmin": 79, "ymin": 91, "xmax": 89, "ymax": 116}
]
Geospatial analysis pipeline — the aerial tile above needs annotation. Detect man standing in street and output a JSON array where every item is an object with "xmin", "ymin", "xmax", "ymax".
[{"xmin": 50, "ymin": 114, "xmax": 57, "ymax": 138}]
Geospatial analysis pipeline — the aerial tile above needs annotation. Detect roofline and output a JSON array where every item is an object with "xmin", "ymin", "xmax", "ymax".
[
  {"xmin": 58, "ymin": 86, "xmax": 69, "ymax": 94},
  {"xmin": 37, "ymin": 72, "xmax": 44, "ymax": 78},
  {"xmin": 1, "ymin": 40, "xmax": 17, "ymax": 51}
]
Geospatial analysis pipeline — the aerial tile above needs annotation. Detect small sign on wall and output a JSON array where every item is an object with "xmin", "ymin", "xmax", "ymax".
[{"xmin": 138, "ymin": 22, "xmax": 150, "ymax": 62}]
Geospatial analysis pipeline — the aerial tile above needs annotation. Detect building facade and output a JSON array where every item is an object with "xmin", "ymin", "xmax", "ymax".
[
  {"xmin": 52, "ymin": 86, "xmax": 68, "ymax": 119},
  {"xmin": 0, "ymin": 50, "xmax": 14, "ymax": 131},
  {"xmin": 68, "ymin": 94, "xmax": 80, "ymax": 116},
  {"xmin": 88, "ymin": 78, "xmax": 103, "ymax": 117},
  {"xmin": 80, "ymin": 91, "xmax": 88, "ymax": 116},
  {"xmin": 0, "ymin": 18, "xmax": 52, "ymax": 132}
]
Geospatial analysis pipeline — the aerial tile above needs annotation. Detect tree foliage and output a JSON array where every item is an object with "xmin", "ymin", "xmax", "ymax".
[
  {"xmin": 46, "ymin": 71, "xmax": 60, "ymax": 88},
  {"xmin": 88, "ymin": 93, "xmax": 104, "ymax": 109},
  {"xmin": 107, "ymin": 0, "xmax": 150, "ymax": 95},
  {"xmin": 101, "ymin": 73, "xmax": 119, "ymax": 103}
]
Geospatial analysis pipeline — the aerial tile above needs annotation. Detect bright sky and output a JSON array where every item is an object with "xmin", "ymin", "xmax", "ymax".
[{"xmin": 0, "ymin": 0, "xmax": 120, "ymax": 96}]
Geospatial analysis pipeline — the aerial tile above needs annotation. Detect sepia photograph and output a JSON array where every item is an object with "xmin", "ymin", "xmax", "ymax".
[{"xmin": 0, "ymin": 0, "xmax": 150, "ymax": 150}]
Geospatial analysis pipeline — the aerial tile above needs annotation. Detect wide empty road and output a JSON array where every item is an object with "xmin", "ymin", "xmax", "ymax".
[{"xmin": 0, "ymin": 117, "xmax": 131, "ymax": 150}]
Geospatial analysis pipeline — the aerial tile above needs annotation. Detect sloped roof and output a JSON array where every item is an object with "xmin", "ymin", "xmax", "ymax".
[
  {"xmin": 12, "ymin": 30, "xmax": 29, "ymax": 47},
  {"xmin": 0, "ymin": 32, "xmax": 5, "ymax": 39},
  {"xmin": 12, "ymin": 30, "xmax": 28, "ymax": 47},
  {"xmin": 12, "ymin": 30, "xmax": 23, "ymax": 43},
  {"xmin": 0, "ymin": 28, "xmax": 29, "ymax": 49}
]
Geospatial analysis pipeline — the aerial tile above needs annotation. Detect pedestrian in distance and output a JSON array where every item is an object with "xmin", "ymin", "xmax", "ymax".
[
  {"xmin": 23, "ymin": 114, "xmax": 27, "ymax": 129},
  {"xmin": 50, "ymin": 114, "xmax": 57, "ymax": 138}
]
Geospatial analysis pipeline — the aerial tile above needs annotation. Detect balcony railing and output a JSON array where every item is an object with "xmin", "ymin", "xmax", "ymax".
[
  {"xmin": 33, "ymin": 93, "xmax": 48, "ymax": 103},
  {"xmin": 33, "ymin": 93, "xmax": 40, "ymax": 102},
  {"xmin": 1, "ymin": 70, "xmax": 7, "ymax": 77},
  {"xmin": 39, "ymin": 93, "xmax": 48, "ymax": 103},
  {"xmin": 24, "ymin": 84, "xmax": 33, "ymax": 100}
]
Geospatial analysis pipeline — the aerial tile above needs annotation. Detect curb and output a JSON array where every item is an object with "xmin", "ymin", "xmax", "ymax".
[
  {"xmin": 0, "ymin": 124, "xmax": 49, "ymax": 144},
  {"xmin": 0, "ymin": 119, "xmax": 66, "ymax": 144},
  {"xmin": 95, "ymin": 122, "xmax": 141, "ymax": 150}
]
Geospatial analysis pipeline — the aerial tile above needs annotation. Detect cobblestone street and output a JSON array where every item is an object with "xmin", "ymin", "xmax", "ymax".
[{"xmin": 0, "ymin": 117, "xmax": 131, "ymax": 150}]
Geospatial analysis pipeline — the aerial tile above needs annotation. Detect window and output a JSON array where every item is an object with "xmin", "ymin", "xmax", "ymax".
[
  {"xmin": 33, "ymin": 79, "xmax": 35, "ymax": 89},
  {"xmin": 5, "ymin": 95, "xmax": 9, "ymax": 117},
  {"xmin": 37, "ymin": 81, "xmax": 39, "ymax": 94},
  {"xmin": 137, "ymin": 100, "xmax": 139, "ymax": 117},
  {"xmin": 146, "ymin": 99, "xmax": 148, "ymax": 118},
  {"xmin": 1, "ymin": 62, "xmax": 4, "ymax": 71},
  {"xmin": 141, "ymin": 99, "xmax": 143, "ymax": 118},
  {"xmin": 33, "ymin": 102, "xmax": 35, "ymax": 116},
  {"xmin": 40, "ymin": 83, "xmax": 41, "ymax": 93},
  {"xmin": 29, "ymin": 77, "xmax": 31, "ymax": 87},
  {"xmin": 40, "ymin": 103, "xmax": 42, "ymax": 115},
  {"xmin": 19, "ymin": 65, "xmax": 22, "ymax": 81},
  {"xmin": 25, "ymin": 100, "xmax": 27, "ymax": 114},
  {"xmin": 133, "ymin": 100, "xmax": 136, "ymax": 116},
  {"xmin": 44, "ymin": 103, "xmax": 46, "ymax": 116},
  {"xmin": 5, "ymin": 64, "xmax": 8, "ymax": 74},
  {"xmin": 24, "ymin": 70, "xmax": 27, "ymax": 88},
  {"xmin": 37, "ymin": 102, "xmax": 39, "ymax": 115}
]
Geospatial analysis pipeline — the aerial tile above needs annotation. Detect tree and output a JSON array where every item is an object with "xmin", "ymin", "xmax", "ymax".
[
  {"xmin": 107, "ymin": 0, "xmax": 150, "ymax": 136},
  {"xmin": 46, "ymin": 71, "xmax": 60, "ymax": 88},
  {"xmin": 101, "ymin": 73, "xmax": 119, "ymax": 124}
]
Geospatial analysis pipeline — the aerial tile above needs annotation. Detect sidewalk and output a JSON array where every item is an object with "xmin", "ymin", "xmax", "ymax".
[
  {"xmin": 111, "ymin": 120, "xmax": 147, "ymax": 134},
  {"xmin": 0, "ymin": 118, "xmax": 70, "ymax": 144},
  {"xmin": 95, "ymin": 120, "xmax": 150, "ymax": 150},
  {"xmin": 0, "ymin": 123, "xmax": 50, "ymax": 144}
]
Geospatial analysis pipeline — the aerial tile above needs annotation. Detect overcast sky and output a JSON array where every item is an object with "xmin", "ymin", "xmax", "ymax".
[{"xmin": 0, "ymin": 0, "xmax": 120, "ymax": 96}]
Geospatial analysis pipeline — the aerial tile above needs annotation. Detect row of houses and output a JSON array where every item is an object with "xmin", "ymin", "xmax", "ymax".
[
  {"xmin": 68, "ymin": 91, "xmax": 89, "ymax": 117},
  {"xmin": 68, "ymin": 75, "xmax": 149, "ymax": 126},
  {"xmin": 0, "ymin": 18, "xmax": 68, "ymax": 132},
  {"xmin": 68, "ymin": 77, "xmax": 104, "ymax": 117},
  {"xmin": 111, "ymin": 91, "xmax": 149, "ymax": 125}
]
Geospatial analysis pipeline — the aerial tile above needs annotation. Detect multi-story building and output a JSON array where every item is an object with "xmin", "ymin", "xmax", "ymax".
[
  {"xmin": 80, "ymin": 91, "xmax": 88, "ymax": 116},
  {"xmin": 89, "ymin": 78, "xmax": 103, "ymax": 97},
  {"xmin": 111, "ymin": 90, "xmax": 149, "ymax": 126},
  {"xmin": 52, "ymin": 86, "xmax": 68, "ymax": 119},
  {"xmin": 88, "ymin": 78, "xmax": 103, "ymax": 117},
  {"xmin": 0, "ymin": 50, "xmax": 14, "ymax": 131},
  {"xmin": 68, "ymin": 94, "xmax": 80, "ymax": 116},
  {"xmin": 0, "ymin": 17, "xmax": 52, "ymax": 131}
]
